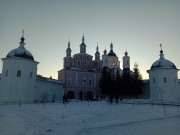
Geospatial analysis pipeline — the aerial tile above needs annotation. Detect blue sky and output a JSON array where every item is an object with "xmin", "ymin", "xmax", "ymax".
[{"xmin": 1, "ymin": 0, "xmax": 180, "ymax": 79}]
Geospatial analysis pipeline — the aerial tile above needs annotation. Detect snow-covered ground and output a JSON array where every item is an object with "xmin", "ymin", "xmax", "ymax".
[{"xmin": 0, "ymin": 100, "xmax": 180, "ymax": 135}]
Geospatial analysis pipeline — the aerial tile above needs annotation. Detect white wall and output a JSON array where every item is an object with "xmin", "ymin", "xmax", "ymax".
[
  {"xmin": 148, "ymin": 68, "xmax": 179, "ymax": 101},
  {"xmin": 34, "ymin": 78, "xmax": 64, "ymax": 102},
  {"xmin": 0, "ymin": 57, "xmax": 38, "ymax": 103}
]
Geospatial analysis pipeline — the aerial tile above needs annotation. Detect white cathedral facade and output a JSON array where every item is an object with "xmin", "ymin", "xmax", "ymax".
[
  {"xmin": 0, "ymin": 33, "xmax": 180, "ymax": 103},
  {"xmin": 0, "ymin": 34, "xmax": 64, "ymax": 103}
]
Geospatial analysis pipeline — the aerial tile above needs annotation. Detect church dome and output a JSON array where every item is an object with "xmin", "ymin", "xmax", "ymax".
[
  {"xmin": 6, "ymin": 35, "xmax": 34, "ymax": 61},
  {"xmin": 150, "ymin": 49, "xmax": 176, "ymax": 69},
  {"xmin": 108, "ymin": 50, "xmax": 116, "ymax": 56},
  {"xmin": 108, "ymin": 42, "xmax": 116, "ymax": 57},
  {"xmin": 151, "ymin": 59, "xmax": 176, "ymax": 69},
  {"xmin": 6, "ymin": 47, "xmax": 34, "ymax": 60}
]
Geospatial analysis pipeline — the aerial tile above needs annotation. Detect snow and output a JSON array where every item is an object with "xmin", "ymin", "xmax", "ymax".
[{"xmin": 0, "ymin": 100, "xmax": 180, "ymax": 135}]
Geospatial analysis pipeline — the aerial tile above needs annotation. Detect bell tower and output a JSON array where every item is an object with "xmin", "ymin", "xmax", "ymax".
[
  {"xmin": 80, "ymin": 33, "xmax": 86, "ymax": 53},
  {"xmin": 123, "ymin": 50, "xmax": 130, "ymax": 71},
  {"xmin": 63, "ymin": 40, "xmax": 72, "ymax": 69}
]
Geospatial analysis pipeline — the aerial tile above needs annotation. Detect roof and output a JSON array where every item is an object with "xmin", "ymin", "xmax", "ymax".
[
  {"xmin": 6, "ymin": 47, "xmax": 34, "ymax": 60},
  {"xmin": 108, "ymin": 50, "xmax": 116, "ymax": 56},
  {"xmin": 6, "ymin": 35, "xmax": 34, "ymax": 61},
  {"xmin": 150, "ymin": 50, "xmax": 177, "ymax": 70},
  {"xmin": 151, "ymin": 58, "xmax": 177, "ymax": 69}
]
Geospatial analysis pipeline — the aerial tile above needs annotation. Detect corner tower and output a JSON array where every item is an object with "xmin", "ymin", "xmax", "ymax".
[
  {"xmin": 0, "ymin": 31, "xmax": 39, "ymax": 103},
  {"xmin": 147, "ymin": 44, "xmax": 179, "ymax": 101}
]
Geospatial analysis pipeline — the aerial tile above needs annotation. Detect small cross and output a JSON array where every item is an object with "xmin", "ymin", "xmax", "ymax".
[{"xmin": 160, "ymin": 44, "xmax": 162, "ymax": 50}]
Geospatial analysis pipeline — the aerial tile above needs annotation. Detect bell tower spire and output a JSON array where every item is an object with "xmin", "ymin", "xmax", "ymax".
[
  {"xmin": 80, "ymin": 33, "xmax": 86, "ymax": 53},
  {"xmin": 82, "ymin": 32, "xmax": 85, "ymax": 43},
  {"xmin": 64, "ymin": 39, "xmax": 72, "ymax": 69},
  {"xmin": 66, "ymin": 39, "xmax": 72, "ymax": 57},
  {"xmin": 95, "ymin": 43, "xmax": 100, "ymax": 60}
]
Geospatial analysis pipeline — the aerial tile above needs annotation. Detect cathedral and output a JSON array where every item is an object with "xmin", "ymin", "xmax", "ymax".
[
  {"xmin": 0, "ymin": 32, "xmax": 180, "ymax": 103},
  {"xmin": 58, "ymin": 35, "xmax": 131, "ymax": 100}
]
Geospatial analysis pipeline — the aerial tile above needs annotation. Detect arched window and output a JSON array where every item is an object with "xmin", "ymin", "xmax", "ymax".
[
  {"xmin": 164, "ymin": 77, "xmax": 167, "ymax": 83},
  {"xmin": 83, "ymin": 80, "xmax": 86, "ymax": 85},
  {"xmin": 5, "ymin": 70, "xmax": 8, "ymax": 77},
  {"xmin": 17, "ymin": 70, "xmax": 21, "ymax": 77},
  {"xmin": 89, "ymin": 80, "xmax": 92, "ymax": 86},
  {"xmin": 78, "ymin": 61, "xmax": 81, "ymax": 66},
  {"xmin": 30, "ymin": 72, "xmax": 33, "ymax": 78}
]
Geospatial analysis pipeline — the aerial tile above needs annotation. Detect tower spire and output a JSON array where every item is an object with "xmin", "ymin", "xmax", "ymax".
[
  {"xmin": 20, "ymin": 29, "xmax": 25, "ymax": 43},
  {"xmin": 160, "ymin": 44, "xmax": 163, "ymax": 54},
  {"xmin": 110, "ymin": 42, "xmax": 113, "ymax": 50},
  {"xmin": 82, "ymin": 32, "xmax": 85, "ymax": 43},
  {"xmin": 159, "ymin": 44, "xmax": 164, "ymax": 59},
  {"xmin": 96, "ymin": 42, "xmax": 99, "ymax": 52},
  {"xmin": 68, "ymin": 38, "xmax": 70, "ymax": 48},
  {"xmin": 19, "ymin": 30, "xmax": 25, "ymax": 48}
]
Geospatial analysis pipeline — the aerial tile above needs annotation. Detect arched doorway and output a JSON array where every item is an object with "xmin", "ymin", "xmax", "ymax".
[
  {"xmin": 67, "ymin": 91, "xmax": 75, "ymax": 99},
  {"xmin": 79, "ymin": 91, "xmax": 83, "ymax": 100},
  {"xmin": 86, "ymin": 91, "xmax": 93, "ymax": 101}
]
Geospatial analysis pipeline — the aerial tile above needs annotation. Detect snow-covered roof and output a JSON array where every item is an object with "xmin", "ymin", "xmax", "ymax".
[
  {"xmin": 6, "ymin": 46, "xmax": 34, "ymax": 61},
  {"xmin": 151, "ymin": 58, "xmax": 176, "ymax": 69},
  {"xmin": 6, "ymin": 36, "xmax": 34, "ymax": 61},
  {"xmin": 150, "ymin": 49, "xmax": 177, "ymax": 69}
]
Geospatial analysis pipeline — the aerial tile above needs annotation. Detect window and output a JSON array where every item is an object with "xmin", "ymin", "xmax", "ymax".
[
  {"xmin": 68, "ymin": 80, "xmax": 71, "ymax": 85},
  {"xmin": 68, "ymin": 78, "xmax": 72, "ymax": 85},
  {"xmin": 78, "ymin": 61, "xmax": 81, "ymax": 66},
  {"xmin": 5, "ymin": 70, "xmax": 8, "ymax": 77},
  {"xmin": 89, "ymin": 80, "xmax": 92, "ymax": 86},
  {"xmin": 174, "ymin": 77, "xmax": 176, "ymax": 83},
  {"xmin": 17, "ymin": 70, "xmax": 21, "ymax": 77},
  {"xmin": 83, "ymin": 80, "xmax": 86, "ymax": 85},
  {"xmin": 153, "ymin": 78, "xmax": 155, "ymax": 84},
  {"xmin": 30, "ymin": 72, "xmax": 33, "ymax": 78},
  {"xmin": 164, "ymin": 77, "xmax": 167, "ymax": 83}
]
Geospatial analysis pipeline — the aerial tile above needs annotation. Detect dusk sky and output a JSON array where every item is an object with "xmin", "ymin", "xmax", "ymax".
[{"xmin": 1, "ymin": 0, "xmax": 180, "ymax": 79}]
